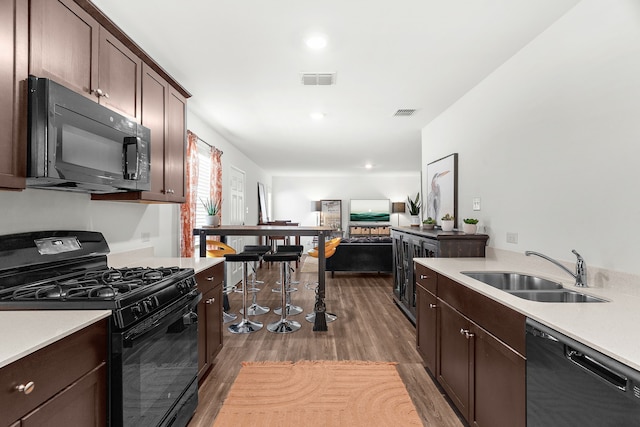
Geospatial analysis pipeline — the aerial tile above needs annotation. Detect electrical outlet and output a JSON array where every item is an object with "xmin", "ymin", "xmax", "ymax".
[
  {"xmin": 506, "ymin": 232, "xmax": 518, "ymax": 244},
  {"xmin": 472, "ymin": 197, "xmax": 481, "ymax": 211}
]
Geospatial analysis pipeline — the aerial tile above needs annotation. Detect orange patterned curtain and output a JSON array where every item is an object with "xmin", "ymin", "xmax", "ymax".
[
  {"xmin": 179, "ymin": 131, "xmax": 199, "ymax": 257},
  {"xmin": 210, "ymin": 147, "xmax": 223, "ymax": 224}
]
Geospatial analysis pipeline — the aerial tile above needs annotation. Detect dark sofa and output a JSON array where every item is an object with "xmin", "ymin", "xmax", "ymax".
[{"xmin": 325, "ymin": 237, "xmax": 393, "ymax": 276}]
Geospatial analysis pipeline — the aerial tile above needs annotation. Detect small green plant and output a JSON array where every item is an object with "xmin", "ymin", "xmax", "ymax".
[
  {"xmin": 406, "ymin": 193, "xmax": 421, "ymax": 215},
  {"xmin": 463, "ymin": 218, "xmax": 479, "ymax": 224},
  {"xmin": 423, "ymin": 217, "xmax": 435, "ymax": 224},
  {"xmin": 200, "ymin": 198, "xmax": 220, "ymax": 216},
  {"xmin": 441, "ymin": 213, "xmax": 454, "ymax": 221}
]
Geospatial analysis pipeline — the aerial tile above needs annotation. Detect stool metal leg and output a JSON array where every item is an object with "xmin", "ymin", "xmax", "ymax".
[
  {"xmin": 274, "ymin": 261, "xmax": 302, "ymax": 316},
  {"xmin": 229, "ymin": 262, "xmax": 263, "ymax": 334},
  {"xmin": 267, "ymin": 261, "xmax": 301, "ymax": 333},
  {"xmin": 240, "ymin": 260, "xmax": 270, "ymax": 316}
]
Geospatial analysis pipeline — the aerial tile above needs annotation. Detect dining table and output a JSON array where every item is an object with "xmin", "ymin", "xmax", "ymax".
[{"xmin": 193, "ymin": 225, "xmax": 334, "ymax": 331}]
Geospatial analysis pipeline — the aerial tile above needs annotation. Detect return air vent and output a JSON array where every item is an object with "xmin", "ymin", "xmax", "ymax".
[
  {"xmin": 301, "ymin": 72, "xmax": 336, "ymax": 86},
  {"xmin": 394, "ymin": 109, "xmax": 417, "ymax": 117}
]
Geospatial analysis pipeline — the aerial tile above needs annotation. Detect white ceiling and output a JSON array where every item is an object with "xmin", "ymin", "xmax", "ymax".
[{"xmin": 92, "ymin": 0, "xmax": 580, "ymax": 176}]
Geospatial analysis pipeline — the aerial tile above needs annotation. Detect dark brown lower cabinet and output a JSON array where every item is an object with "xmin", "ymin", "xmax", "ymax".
[
  {"xmin": 416, "ymin": 265, "xmax": 525, "ymax": 427},
  {"xmin": 197, "ymin": 263, "xmax": 224, "ymax": 383},
  {"xmin": 0, "ymin": 319, "xmax": 108, "ymax": 426}
]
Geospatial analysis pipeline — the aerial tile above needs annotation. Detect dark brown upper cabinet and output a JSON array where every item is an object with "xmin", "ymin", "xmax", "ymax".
[{"xmin": 29, "ymin": 0, "xmax": 141, "ymax": 122}]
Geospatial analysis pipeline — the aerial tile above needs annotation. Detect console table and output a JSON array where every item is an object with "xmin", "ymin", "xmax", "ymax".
[
  {"xmin": 193, "ymin": 225, "xmax": 333, "ymax": 331},
  {"xmin": 391, "ymin": 226, "xmax": 489, "ymax": 324}
]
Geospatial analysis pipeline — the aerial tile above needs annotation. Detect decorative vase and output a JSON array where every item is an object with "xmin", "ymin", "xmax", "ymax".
[
  {"xmin": 205, "ymin": 215, "xmax": 220, "ymax": 227},
  {"xmin": 410, "ymin": 215, "xmax": 420, "ymax": 227},
  {"xmin": 441, "ymin": 220, "xmax": 454, "ymax": 232},
  {"xmin": 422, "ymin": 223, "xmax": 435, "ymax": 230},
  {"xmin": 462, "ymin": 223, "xmax": 477, "ymax": 234}
]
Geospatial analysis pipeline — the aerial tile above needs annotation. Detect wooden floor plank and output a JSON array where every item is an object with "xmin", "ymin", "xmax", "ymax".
[{"xmin": 188, "ymin": 259, "xmax": 464, "ymax": 427}]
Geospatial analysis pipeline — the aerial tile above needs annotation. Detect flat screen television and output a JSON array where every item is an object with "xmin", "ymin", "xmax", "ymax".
[{"xmin": 349, "ymin": 199, "xmax": 390, "ymax": 222}]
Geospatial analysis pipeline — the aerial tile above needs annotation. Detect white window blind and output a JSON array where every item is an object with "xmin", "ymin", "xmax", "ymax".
[{"xmin": 195, "ymin": 142, "xmax": 212, "ymax": 228}]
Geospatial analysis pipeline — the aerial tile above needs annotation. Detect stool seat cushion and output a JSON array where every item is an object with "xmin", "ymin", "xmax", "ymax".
[
  {"xmin": 242, "ymin": 245, "xmax": 271, "ymax": 254},
  {"xmin": 263, "ymin": 253, "xmax": 299, "ymax": 262},
  {"xmin": 276, "ymin": 245, "xmax": 304, "ymax": 255},
  {"xmin": 225, "ymin": 252, "xmax": 261, "ymax": 262}
]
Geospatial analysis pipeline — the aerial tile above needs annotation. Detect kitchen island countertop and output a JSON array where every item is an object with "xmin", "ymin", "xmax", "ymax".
[{"xmin": 416, "ymin": 256, "xmax": 640, "ymax": 371}]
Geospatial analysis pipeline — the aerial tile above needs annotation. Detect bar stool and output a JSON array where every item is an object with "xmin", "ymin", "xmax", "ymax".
[
  {"xmin": 273, "ymin": 245, "xmax": 303, "ymax": 316},
  {"xmin": 206, "ymin": 240, "xmax": 238, "ymax": 324},
  {"xmin": 239, "ymin": 245, "xmax": 271, "ymax": 316},
  {"xmin": 224, "ymin": 252, "xmax": 263, "ymax": 334},
  {"xmin": 263, "ymin": 252, "xmax": 301, "ymax": 334}
]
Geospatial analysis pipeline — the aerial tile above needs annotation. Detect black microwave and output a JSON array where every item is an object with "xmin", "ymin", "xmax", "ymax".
[{"xmin": 27, "ymin": 76, "xmax": 151, "ymax": 193}]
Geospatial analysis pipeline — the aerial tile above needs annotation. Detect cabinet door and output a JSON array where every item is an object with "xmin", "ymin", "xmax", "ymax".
[
  {"xmin": 141, "ymin": 63, "xmax": 169, "ymax": 200},
  {"xmin": 471, "ymin": 325, "xmax": 525, "ymax": 427},
  {"xmin": 30, "ymin": 0, "xmax": 99, "ymax": 99},
  {"xmin": 392, "ymin": 234, "xmax": 404, "ymax": 302},
  {"xmin": 0, "ymin": 0, "xmax": 27, "ymax": 190},
  {"xmin": 438, "ymin": 299, "xmax": 471, "ymax": 421},
  {"xmin": 165, "ymin": 87, "xmax": 187, "ymax": 202},
  {"xmin": 416, "ymin": 284, "xmax": 437, "ymax": 375},
  {"xmin": 98, "ymin": 30, "xmax": 142, "ymax": 121},
  {"xmin": 21, "ymin": 363, "xmax": 107, "ymax": 427},
  {"xmin": 205, "ymin": 282, "xmax": 223, "ymax": 362}
]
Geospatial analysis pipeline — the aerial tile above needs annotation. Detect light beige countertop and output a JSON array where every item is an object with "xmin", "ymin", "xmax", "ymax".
[
  {"xmin": 416, "ymin": 254, "xmax": 640, "ymax": 371},
  {"xmin": 0, "ymin": 310, "xmax": 111, "ymax": 369},
  {"xmin": 107, "ymin": 249, "xmax": 223, "ymax": 273},
  {"xmin": 1, "ymin": 252, "xmax": 222, "ymax": 370}
]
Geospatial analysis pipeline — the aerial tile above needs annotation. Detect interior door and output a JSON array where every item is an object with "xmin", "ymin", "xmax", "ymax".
[{"xmin": 227, "ymin": 166, "xmax": 246, "ymax": 286}]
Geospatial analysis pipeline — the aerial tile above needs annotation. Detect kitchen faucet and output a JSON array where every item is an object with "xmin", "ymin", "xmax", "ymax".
[{"xmin": 525, "ymin": 249, "xmax": 587, "ymax": 287}]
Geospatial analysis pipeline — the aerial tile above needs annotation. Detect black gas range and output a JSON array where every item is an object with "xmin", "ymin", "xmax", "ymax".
[{"xmin": 0, "ymin": 230, "xmax": 200, "ymax": 427}]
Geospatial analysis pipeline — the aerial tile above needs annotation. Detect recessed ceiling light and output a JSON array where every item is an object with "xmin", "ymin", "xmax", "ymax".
[
  {"xmin": 310, "ymin": 112, "xmax": 325, "ymax": 120},
  {"xmin": 365, "ymin": 163, "xmax": 373, "ymax": 169},
  {"xmin": 305, "ymin": 35, "xmax": 328, "ymax": 50}
]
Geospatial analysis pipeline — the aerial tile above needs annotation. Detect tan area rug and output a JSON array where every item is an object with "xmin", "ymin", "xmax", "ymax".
[
  {"xmin": 299, "ymin": 255, "xmax": 318, "ymax": 273},
  {"xmin": 212, "ymin": 360, "xmax": 422, "ymax": 427}
]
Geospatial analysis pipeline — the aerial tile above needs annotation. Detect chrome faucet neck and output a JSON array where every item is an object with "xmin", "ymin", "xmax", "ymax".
[{"xmin": 525, "ymin": 249, "xmax": 587, "ymax": 287}]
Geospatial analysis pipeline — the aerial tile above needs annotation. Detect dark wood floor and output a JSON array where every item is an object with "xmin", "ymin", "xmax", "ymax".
[{"xmin": 188, "ymin": 258, "xmax": 464, "ymax": 427}]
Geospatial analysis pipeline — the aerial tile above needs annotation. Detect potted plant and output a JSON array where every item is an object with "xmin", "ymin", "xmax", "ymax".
[
  {"xmin": 422, "ymin": 217, "xmax": 436, "ymax": 230},
  {"xmin": 441, "ymin": 213, "xmax": 455, "ymax": 231},
  {"xmin": 406, "ymin": 193, "xmax": 421, "ymax": 227},
  {"xmin": 200, "ymin": 197, "xmax": 221, "ymax": 227},
  {"xmin": 462, "ymin": 218, "xmax": 479, "ymax": 234}
]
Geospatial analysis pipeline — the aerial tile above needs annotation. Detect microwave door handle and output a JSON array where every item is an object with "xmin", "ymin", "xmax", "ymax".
[{"xmin": 123, "ymin": 137, "xmax": 141, "ymax": 180}]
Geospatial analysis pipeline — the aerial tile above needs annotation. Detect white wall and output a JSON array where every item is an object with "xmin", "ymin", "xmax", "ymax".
[
  {"xmin": 0, "ymin": 188, "xmax": 179, "ymax": 255},
  {"xmin": 421, "ymin": 0, "xmax": 640, "ymax": 275},
  {"xmin": 272, "ymin": 173, "xmax": 420, "ymax": 249}
]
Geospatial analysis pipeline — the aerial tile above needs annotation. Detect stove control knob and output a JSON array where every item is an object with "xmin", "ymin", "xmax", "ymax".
[
  {"xmin": 142, "ymin": 298, "xmax": 154, "ymax": 312},
  {"xmin": 131, "ymin": 303, "xmax": 143, "ymax": 318}
]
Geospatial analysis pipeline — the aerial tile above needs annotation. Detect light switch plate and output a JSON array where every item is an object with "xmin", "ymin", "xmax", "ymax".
[{"xmin": 472, "ymin": 197, "xmax": 481, "ymax": 211}]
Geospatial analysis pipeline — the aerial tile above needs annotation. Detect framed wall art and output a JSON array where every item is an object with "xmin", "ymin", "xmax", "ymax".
[
  {"xmin": 426, "ymin": 153, "xmax": 458, "ymax": 228},
  {"xmin": 320, "ymin": 200, "xmax": 342, "ymax": 231}
]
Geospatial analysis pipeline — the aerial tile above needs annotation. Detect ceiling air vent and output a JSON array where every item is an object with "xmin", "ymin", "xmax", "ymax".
[
  {"xmin": 301, "ymin": 72, "xmax": 336, "ymax": 86},
  {"xmin": 394, "ymin": 109, "xmax": 417, "ymax": 117}
]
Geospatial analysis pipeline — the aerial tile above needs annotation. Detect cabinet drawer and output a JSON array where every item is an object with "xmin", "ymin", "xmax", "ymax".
[
  {"xmin": 0, "ymin": 319, "xmax": 107, "ymax": 425},
  {"xmin": 195, "ymin": 263, "xmax": 224, "ymax": 294},
  {"xmin": 415, "ymin": 263, "xmax": 437, "ymax": 294},
  {"xmin": 438, "ymin": 275, "xmax": 525, "ymax": 355}
]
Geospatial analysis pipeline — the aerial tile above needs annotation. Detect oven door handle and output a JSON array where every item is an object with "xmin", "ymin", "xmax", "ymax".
[{"xmin": 123, "ymin": 293, "xmax": 200, "ymax": 345}]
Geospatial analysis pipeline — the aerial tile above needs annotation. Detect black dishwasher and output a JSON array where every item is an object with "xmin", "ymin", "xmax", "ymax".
[{"xmin": 526, "ymin": 318, "xmax": 640, "ymax": 426}]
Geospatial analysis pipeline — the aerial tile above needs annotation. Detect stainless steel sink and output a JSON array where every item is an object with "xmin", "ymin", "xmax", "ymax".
[
  {"xmin": 462, "ymin": 271, "xmax": 564, "ymax": 291},
  {"xmin": 508, "ymin": 290, "xmax": 607, "ymax": 303},
  {"xmin": 462, "ymin": 271, "xmax": 607, "ymax": 303}
]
